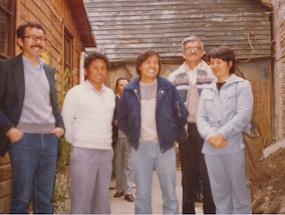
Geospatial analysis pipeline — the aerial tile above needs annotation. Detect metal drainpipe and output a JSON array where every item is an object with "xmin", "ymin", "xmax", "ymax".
[{"xmin": 80, "ymin": 51, "xmax": 87, "ymax": 84}]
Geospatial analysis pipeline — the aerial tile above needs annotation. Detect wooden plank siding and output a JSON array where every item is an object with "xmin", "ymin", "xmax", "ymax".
[
  {"xmin": 272, "ymin": 0, "xmax": 285, "ymax": 141},
  {"xmin": 84, "ymin": 0, "xmax": 272, "ymax": 61}
]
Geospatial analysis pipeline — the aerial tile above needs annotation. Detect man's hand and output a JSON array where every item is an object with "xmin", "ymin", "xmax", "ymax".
[
  {"xmin": 114, "ymin": 120, "xmax": 118, "ymax": 127},
  {"xmin": 176, "ymin": 127, "xmax": 188, "ymax": 144},
  {"xmin": 51, "ymin": 127, "xmax": 65, "ymax": 138},
  {"xmin": 6, "ymin": 127, "xmax": 23, "ymax": 143}
]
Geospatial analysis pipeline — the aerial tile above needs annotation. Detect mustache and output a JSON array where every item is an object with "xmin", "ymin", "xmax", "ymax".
[{"xmin": 31, "ymin": 45, "xmax": 43, "ymax": 49}]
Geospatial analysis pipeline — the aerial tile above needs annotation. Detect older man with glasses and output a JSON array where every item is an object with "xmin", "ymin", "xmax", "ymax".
[{"xmin": 168, "ymin": 35, "xmax": 216, "ymax": 214}]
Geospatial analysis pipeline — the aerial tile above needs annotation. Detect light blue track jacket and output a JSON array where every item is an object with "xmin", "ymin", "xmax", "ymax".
[{"xmin": 197, "ymin": 74, "xmax": 254, "ymax": 155}]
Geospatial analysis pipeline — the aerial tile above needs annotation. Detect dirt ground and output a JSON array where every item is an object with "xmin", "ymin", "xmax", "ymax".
[{"xmin": 251, "ymin": 145, "xmax": 285, "ymax": 214}]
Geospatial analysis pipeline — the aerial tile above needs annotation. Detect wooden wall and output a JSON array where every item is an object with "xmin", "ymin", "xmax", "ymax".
[
  {"xmin": 0, "ymin": 154, "xmax": 12, "ymax": 213},
  {"xmin": 84, "ymin": 0, "xmax": 272, "ymax": 61},
  {"xmin": 0, "ymin": 0, "xmax": 94, "ymax": 213},
  {"xmin": 273, "ymin": 0, "xmax": 285, "ymax": 141},
  {"xmin": 17, "ymin": 0, "xmax": 94, "ymax": 91}
]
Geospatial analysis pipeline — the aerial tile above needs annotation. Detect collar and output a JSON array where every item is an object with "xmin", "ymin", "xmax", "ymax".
[
  {"xmin": 207, "ymin": 74, "xmax": 243, "ymax": 90},
  {"xmin": 85, "ymin": 79, "xmax": 107, "ymax": 93},
  {"xmin": 22, "ymin": 55, "xmax": 44, "ymax": 70},
  {"xmin": 185, "ymin": 61, "xmax": 202, "ymax": 72},
  {"xmin": 126, "ymin": 75, "xmax": 170, "ymax": 91}
]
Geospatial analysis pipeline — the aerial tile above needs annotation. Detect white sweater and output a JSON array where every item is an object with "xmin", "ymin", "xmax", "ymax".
[{"xmin": 62, "ymin": 80, "xmax": 115, "ymax": 150}]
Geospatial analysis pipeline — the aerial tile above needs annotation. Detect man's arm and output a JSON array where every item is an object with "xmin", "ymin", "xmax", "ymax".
[
  {"xmin": 117, "ymin": 91, "xmax": 130, "ymax": 136},
  {"xmin": 172, "ymin": 85, "xmax": 189, "ymax": 143},
  {"xmin": 0, "ymin": 60, "xmax": 17, "ymax": 135}
]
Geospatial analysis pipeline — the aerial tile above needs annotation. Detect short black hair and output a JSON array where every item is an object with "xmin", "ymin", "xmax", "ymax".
[
  {"xmin": 16, "ymin": 22, "xmax": 46, "ymax": 38},
  {"xmin": 208, "ymin": 46, "xmax": 236, "ymax": 74},
  {"xmin": 84, "ymin": 52, "xmax": 111, "ymax": 70}
]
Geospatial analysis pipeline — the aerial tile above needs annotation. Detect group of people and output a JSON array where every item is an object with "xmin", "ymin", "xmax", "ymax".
[{"xmin": 0, "ymin": 21, "xmax": 254, "ymax": 214}]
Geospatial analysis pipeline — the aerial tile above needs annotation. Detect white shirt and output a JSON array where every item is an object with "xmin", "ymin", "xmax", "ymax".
[
  {"xmin": 186, "ymin": 64, "xmax": 197, "ymax": 85},
  {"xmin": 62, "ymin": 80, "xmax": 115, "ymax": 150}
]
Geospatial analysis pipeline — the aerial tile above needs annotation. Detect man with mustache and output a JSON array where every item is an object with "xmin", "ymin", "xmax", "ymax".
[{"xmin": 0, "ymin": 22, "xmax": 64, "ymax": 213}]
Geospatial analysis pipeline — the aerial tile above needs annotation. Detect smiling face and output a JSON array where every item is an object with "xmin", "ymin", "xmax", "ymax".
[
  {"xmin": 17, "ymin": 27, "xmax": 45, "ymax": 60},
  {"xmin": 209, "ymin": 58, "xmax": 232, "ymax": 83},
  {"xmin": 182, "ymin": 41, "xmax": 204, "ymax": 66},
  {"xmin": 85, "ymin": 59, "xmax": 108, "ymax": 91},
  {"xmin": 139, "ymin": 54, "xmax": 160, "ymax": 83}
]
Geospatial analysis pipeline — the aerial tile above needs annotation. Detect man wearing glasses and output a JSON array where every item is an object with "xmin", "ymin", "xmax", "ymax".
[
  {"xmin": 0, "ymin": 22, "xmax": 64, "ymax": 213},
  {"xmin": 168, "ymin": 35, "xmax": 216, "ymax": 214}
]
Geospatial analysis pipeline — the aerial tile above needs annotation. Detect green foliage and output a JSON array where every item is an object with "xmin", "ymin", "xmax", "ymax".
[
  {"xmin": 52, "ymin": 73, "xmax": 72, "ymax": 213},
  {"xmin": 57, "ymin": 138, "xmax": 71, "ymax": 172}
]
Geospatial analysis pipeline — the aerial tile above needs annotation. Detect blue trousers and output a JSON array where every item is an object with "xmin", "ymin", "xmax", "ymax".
[
  {"xmin": 132, "ymin": 142, "xmax": 178, "ymax": 214},
  {"xmin": 205, "ymin": 149, "xmax": 252, "ymax": 214},
  {"xmin": 9, "ymin": 133, "xmax": 58, "ymax": 213}
]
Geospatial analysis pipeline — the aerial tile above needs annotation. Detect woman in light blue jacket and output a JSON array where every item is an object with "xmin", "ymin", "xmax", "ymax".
[{"xmin": 197, "ymin": 46, "xmax": 253, "ymax": 214}]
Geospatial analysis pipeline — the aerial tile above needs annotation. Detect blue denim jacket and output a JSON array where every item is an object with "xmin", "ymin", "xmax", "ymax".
[
  {"xmin": 197, "ymin": 74, "xmax": 253, "ymax": 155},
  {"xmin": 117, "ymin": 75, "xmax": 188, "ymax": 153}
]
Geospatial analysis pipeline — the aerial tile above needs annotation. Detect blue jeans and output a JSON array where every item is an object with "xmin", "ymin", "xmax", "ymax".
[
  {"xmin": 132, "ymin": 142, "xmax": 178, "ymax": 214},
  {"xmin": 9, "ymin": 133, "xmax": 58, "ymax": 213}
]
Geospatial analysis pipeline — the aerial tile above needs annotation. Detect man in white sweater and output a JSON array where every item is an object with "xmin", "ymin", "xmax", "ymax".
[{"xmin": 62, "ymin": 52, "xmax": 115, "ymax": 214}]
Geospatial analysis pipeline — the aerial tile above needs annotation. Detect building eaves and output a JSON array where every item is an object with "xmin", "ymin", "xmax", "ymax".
[{"xmin": 69, "ymin": 0, "xmax": 96, "ymax": 47}]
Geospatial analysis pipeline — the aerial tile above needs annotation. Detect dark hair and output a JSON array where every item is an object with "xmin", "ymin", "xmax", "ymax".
[
  {"xmin": 136, "ymin": 50, "xmax": 161, "ymax": 76},
  {"xmin": 84, "ymin": 52, "xmax": 110, "ymax": 70},
  {"xmin": 115, "ymin": 77, "xmax": 129, "ymax": 89},
  {"xmin": 16, "ymin": 22, "xmax": 46, "ymax": 38},
  {"xmin": 208, "ymin": 46, "xmax": 236, "ymax": 74}
]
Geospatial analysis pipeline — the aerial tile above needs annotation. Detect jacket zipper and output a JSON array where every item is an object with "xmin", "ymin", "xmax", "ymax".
[
  {"xmin": 134, "ymin": 89, "xmax": 141, "ymax": 102},
  {"xmin": 176, "ymin": 101, "xmax": 181, "ymax": 118}
]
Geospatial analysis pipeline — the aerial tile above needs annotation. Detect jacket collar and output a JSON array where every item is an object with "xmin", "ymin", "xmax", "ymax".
[
  {"xmin": 206, "ymin": 74, "xmax": 244, "ymax": 90},
  {"xmin": 175, "ymin": 60, "xmax": 209, "ymax": 74},
  {"xmin": 126, "ymin": 75, "xmax": 170, "ymax": 90}
]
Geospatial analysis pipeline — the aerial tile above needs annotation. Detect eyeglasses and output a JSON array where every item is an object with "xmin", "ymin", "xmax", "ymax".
[
  {"xmin": 22, "ymin": 35, "xmax": 46, "ymax": 42},
  {"xmin": 184, "ymin": 47, "xmax": 201, "ymax": 53}
]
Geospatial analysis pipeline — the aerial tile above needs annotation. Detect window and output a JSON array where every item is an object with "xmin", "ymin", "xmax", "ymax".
[{"xmin": 0, "ymin": 0, "xmax": 15, "ymax": 58}]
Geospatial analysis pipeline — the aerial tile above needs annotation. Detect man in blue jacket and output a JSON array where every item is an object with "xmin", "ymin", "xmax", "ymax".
[{"xmin": 118, "ymin": 50, "xmax": 188, "ymax": 214}]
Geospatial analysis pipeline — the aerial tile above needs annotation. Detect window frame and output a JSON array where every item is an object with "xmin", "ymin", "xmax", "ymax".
[{"xmin": 0, "ymin": 0, "xmax": 15, "ymax": 59}]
